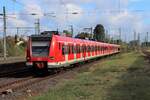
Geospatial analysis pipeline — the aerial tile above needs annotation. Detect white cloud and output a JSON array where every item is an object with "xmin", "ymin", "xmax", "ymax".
[
  {"xmin": 0, "ymin": 0, "xmax": 148, "ymax": 41},
  {"xmin": 7, "ymin": 14, "xmax": 27, "ymax": 27},
  {"xmin": 23, "ymin": 4, "xmax": 43, "ymax": 19}
]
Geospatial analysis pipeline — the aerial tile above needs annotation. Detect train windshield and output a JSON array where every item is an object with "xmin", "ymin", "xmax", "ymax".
[
  {"xmin": 32, "ymin": 46, "xmax": 49, "ymax": 57},
  {"xmin": 31, "ymin": 36, "xmax": 51, "ymax": 57}
]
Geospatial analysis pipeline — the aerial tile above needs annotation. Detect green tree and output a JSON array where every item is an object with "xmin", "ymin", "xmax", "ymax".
[
  {"xmin": 75, "ymin": 32, "xmax": 92, "ymax": 39},
  {"xmin": 63, "ymin": 30, "xmax": 72, "ymax": 37},
  {"xmin": 93, "ymin": 24, "xmax": 105, "ymax": 42}
]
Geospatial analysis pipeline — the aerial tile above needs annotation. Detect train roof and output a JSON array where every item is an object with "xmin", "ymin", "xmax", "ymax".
[{"xmin": 54, "ymin": 35, "xmax": 120, "ymax": 47}]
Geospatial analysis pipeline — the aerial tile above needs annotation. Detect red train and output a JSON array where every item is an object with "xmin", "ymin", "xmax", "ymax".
[{"xmin": 26, "ymin": 32, "xmax": 120, "ymax": 73}]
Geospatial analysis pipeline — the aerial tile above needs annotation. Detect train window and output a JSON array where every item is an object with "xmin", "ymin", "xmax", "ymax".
[
  {"xmin": 77, "ymin": 46, "xmax": 78, "ymax": 53},
  {"xmin": 62, "ymin": 45, "xmax": 69, "ymax": 55},
  {"xmin": 95, "ymin": 46, "xmax": 97, "ymax": 51},
  {"xmin": 79, "ymin": 46, "xmax": 83, "ymax": 53},
  {"xmin": 76, "ymin": 45, "xmax": 78, "ymax": 53},
  {"xmin": 68, "ymin": 45, "xmax": 70, "ymax": 54},
  {"xmin": 102, "ymin": 47, "xmax": 104, "ymax": 51},
  {"xmin": 86, "ymin": 46, "xmax": 88, "ymax": 52},
  {"xmin": 82, "ymin": 45, "xmax": 85, "ymax": 52},
  {"xmin": 59, "ymin": 43, "xmax": 61, "ymax": 50},
  {"xmin": 84, "ymin": 46, "xmax": 86, "ymax": 52},
  {"xmin": 71, "ymin": 45, "xmax": 73, "ymax": 54},
  {"xmin": 67, "ymin": 45, "xmax": 69, "ymax": 54},
  {"xmin": 93, "ymin": 46, "xmax": 95, "ymax": 52},
  {"xmin": 99, "ymin": 46, "xmax": 100, "ymax": 51},
  {"xmin": 76, "ymin": 45, "xmax": 79, "ymax": 53},
  {"xmin": 62, "ymin": 44, "xmax": 65, "ymax": 55},
  {"xmin": 79, "ymin": 45, "xmax": 81, "ymax": 53},
  {"xmin": 73, "ymin": 45, "xmax": 76, "ymax": 53},
  {"xmin": 69, "ymin": 45, "xmax": 71, "ymax": 54},
  {"xmin": 82, "ymin": 46, "xmax": 85, "ymax": 52}
]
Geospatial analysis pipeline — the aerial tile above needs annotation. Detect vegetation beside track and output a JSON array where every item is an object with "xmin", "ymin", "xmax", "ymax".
[{"xmin": 32, "ymin": 52, "xmax": 150, "ymax": 100}]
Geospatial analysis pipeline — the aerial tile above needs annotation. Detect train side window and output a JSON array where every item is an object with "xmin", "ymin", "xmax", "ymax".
[
  {"xmin": 80, "ymin": 46, "xmax": 82, "ymax": 53},
  {"xmin": 80, "ymin": 46, "xmax": 83, "ymax": 53},
  {"xmin": 82, "ymin": 46, "xmax": 84, "ymax": 53},
  {"xmin": 73, "ymin": 45, "xmax": 76, "ymax": 53},
  {"xmin": 66, "ymin": 45, "xmax": 69, "ymax": 54},
  {"xmin": 59, "ymin": 43, "xmax": 61, "ymax": 50},
  {"xmin": 62, "ymin": 44, "xmax": 65, "ymax": 55},
  {"xmin": 93, "ymin": 46, "xmax": 94, "ymax": 52},
  {"xmin": 76, "ymin": 45, "xmax": 79, "ymax": 53},
  {"xmin": 77, "ymin": 45, "xmax": 79, "ymax": 53},
  {"xmin": 71, "ymin": 45, "xmax": 73, "ymax": 54},
  {"xmin": 72, "ymin": 45, "xmax": 73, "ymax": 54},
  {"xmin": 68, "ymin": 45, "xmax": 70, "ymax": 54},
  {"xmin": 79, "ymin": 45, "xmax": 81, "ymax": 53}
]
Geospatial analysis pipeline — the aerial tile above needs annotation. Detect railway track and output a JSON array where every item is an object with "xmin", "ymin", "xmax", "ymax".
[
  {"xmin": 0, "ymin": 70, "xmax": 64, "ymax": 95},
  {"xmin": 0, "ymin": 54, "xmax": 115, "ymax": 97}
]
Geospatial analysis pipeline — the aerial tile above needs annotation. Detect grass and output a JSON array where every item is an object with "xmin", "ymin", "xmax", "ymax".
[{"xmin": 32, "ymin": 52, "xmax": 150, "ymax": 100}]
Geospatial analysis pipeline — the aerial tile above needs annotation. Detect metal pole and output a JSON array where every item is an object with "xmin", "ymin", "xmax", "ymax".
[
  {"xmin": 90, "ymin": 27, "xmax": 92, "ymax": 34},
  {"xmin": 70, "ymin": 25, "xmax": 73, "ymax": 36},
  {"xmin": 147, "ymin": 32, "xmax": 148, "ymax": 47},
  {"xmin": 34, "ymin": 21, "xmax": 37, "ymax": 34},
  {"xmin": 37, "ymin": 18, "xmax": 40, "ymax": 34},
  {"xmin": 119, "ymin": 27, "xmax": 121, "ymax": 44},
  {"xmin": 3, "ymin": 6, "xmax": 7, "ymax": 60},
  {"xmin": 34, "ymin": 19, "xmax": 40, "ymax": 35}
]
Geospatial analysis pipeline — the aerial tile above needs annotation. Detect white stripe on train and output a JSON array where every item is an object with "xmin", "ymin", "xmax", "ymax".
[{"xmin": 26, "ymin": 51, "xmax": 119, "ymax": 68}]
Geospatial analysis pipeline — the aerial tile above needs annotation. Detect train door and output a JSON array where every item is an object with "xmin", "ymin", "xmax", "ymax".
[
  {"xmin": 64, "ymin": 42, "xmax": 68, "ymax": 64},
  {"xmin": 74, "ymin": 43, "xmax": 76, "ymax": 61},
  {"xmin": 76, "ymin": 44, "xmax": 81, "ymax": 61},
  {"xmin": 68, "ymin": 43, "xmax": 74, "ymax": 62}
]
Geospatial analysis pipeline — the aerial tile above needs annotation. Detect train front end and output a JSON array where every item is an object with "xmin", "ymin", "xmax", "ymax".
[{"xmin": 26, "ymin": 34, "xmax": 53, "ymax": 73}]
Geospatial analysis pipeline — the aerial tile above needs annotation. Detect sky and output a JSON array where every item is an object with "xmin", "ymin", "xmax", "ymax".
[{"xmin": 0, "ymin": 0, "xmax": 150, "ymax": 42}]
